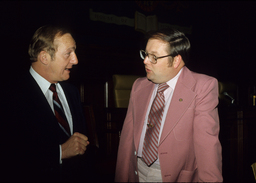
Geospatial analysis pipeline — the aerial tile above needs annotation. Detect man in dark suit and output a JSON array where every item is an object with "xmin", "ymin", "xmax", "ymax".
[{"xmin": 2, "ymin": 25, "xmax": 93, "ymax": 182}]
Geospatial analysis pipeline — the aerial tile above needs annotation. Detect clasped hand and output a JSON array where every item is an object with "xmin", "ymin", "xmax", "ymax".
[{"xmin": 61, "ymin": 132, "xmax": 89, "ymax": 159}]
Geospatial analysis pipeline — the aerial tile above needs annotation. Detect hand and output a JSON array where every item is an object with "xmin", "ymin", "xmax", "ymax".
[{"xmin": 61, "ymin": 132, "xmax": 90, "ymax": 159}]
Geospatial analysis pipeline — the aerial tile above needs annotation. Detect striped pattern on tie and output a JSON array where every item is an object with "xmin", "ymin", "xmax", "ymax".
[
  {"xmin": 142, "ymin": 83, "xmax": 169, "ymax": 166},
  {"xmin": 49, "ymin": 84, "xmax": 71, "ymax": 136}
]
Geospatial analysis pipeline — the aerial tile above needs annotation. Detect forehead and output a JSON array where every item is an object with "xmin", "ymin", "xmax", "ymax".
[
  {"xmin": 54, "ymin": 33, "xmax": 76, "ymax": 50},
  {"xmin": 146, "ymin": 38, "xmax": 169, "ymax": 53}
]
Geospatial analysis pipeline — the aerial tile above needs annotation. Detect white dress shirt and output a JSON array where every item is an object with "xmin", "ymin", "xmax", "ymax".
[
  {"xmin": 138, "ymin": 68, "xmax": 183, "ymax": 165},
  {"xmin": 29, "ymin": 66, "xmax": 73, "ymax": 163}
]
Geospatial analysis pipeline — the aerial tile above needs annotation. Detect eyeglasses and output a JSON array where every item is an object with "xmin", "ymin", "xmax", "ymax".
[{"xmin": 140, "ymin": 50, "xmax": 172, "ymax": 64}]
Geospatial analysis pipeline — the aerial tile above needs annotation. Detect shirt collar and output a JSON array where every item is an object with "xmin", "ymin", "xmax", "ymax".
[
  {"xmin": 165, "ymin": 67, "xmax": 183, "ymax": 90},
  {"xmin": 29, "ymin": 66, "xmax": 52, "ymax": 95}
]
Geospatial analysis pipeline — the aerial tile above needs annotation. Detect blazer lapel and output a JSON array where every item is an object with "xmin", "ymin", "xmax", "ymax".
[
  {"xmin": 159, "ymin": 67, "xmax": 196, "ymax": 145},
  {"xmin": 133, "ymin": 80, "xmax": 155, "ymax": 149}
]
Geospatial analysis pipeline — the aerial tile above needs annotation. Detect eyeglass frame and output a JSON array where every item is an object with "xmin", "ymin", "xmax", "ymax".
[{"xmin": 140, "ymin": 50, "xmax": 172, "ymax": 64}]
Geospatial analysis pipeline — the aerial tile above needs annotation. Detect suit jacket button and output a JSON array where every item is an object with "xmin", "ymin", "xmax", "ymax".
[
  {"xmin": 134, "ymin": 151, "xmax": 136, "ymax": 155},
  {"xmin": 135, "ymin": 171, "xmax": 138, "ymax": 175}
]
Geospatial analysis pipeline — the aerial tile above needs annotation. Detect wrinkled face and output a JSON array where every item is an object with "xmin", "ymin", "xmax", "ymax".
[
  {"xmin": 47, "ymin": 33, "xmax": 78, "ymax": 83},
  {"xmin": 144, "ymin": 38, "xmax": 175, "ymax": 84}
]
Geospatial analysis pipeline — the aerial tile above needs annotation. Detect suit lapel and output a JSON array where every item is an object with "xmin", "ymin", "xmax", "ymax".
[
  {"xmin": 59, "ymin": 82, "xmax": 76, "ymax": 129},
  {"xmin": 59, "ymin": 83, "xmax": 73, "ymax": 116},
  {"xmin": 22, "ymin": 73, "xmax": 60, "ymax": 137},
  {"xmin": 60, "ymin": 82, "xmax": 85, "ymax": 134},
  {"xmin": 159, "ymin": 67, "xmax": 196, "ymax": 145},
  {"xmin": 133, "ymin": 80, "xmax": 155, "ymax": 149},
  {"xmin": 27, "ymin": 74, "xmax": 57, "ymax": 122}
]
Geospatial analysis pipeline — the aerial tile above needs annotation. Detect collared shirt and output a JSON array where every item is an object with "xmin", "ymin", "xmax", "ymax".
[
  {"xmin": 29, "ymin": 66, "xmax": 73, "ymax": 163},
  {"xmin": 138, "ymin": 67, "xmax": 183, "ymax": 165}
]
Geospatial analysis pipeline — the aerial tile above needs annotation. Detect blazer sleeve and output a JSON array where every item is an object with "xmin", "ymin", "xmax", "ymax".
[
  {"xmin": 193, "ymin": 77, "xmax": 223, "ymax": 182},
  {"xmin": 115, "ymin": 79, "xmax": 137, "ymax": 182}
]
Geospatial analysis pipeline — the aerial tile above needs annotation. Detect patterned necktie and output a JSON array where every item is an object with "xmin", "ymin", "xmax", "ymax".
[
  {"xmin": 142, "ymin": 82, "xmax": 169, "ymax": 166},
  {"xmin": 49, "ymin": 84, "xmax": 71, "ymax": 136}
]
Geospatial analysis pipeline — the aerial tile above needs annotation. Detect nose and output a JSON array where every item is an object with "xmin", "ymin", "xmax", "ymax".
[
  {"xmin": 70, "ymin": 53, "xmax": 78, "ymax": 65},
  {"xmin": 143, "ymin": 56, "xmax": 150, "ymax": 65}
]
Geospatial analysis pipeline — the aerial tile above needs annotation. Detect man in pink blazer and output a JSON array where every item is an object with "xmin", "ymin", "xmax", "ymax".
[{"xmin": 115, "ymin": 28, "xmax": 223, "ymax": 182}]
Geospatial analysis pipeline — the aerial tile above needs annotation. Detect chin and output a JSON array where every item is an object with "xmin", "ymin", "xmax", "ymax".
[
  {"xmin": 147, "ymin": 77, "xmax": 156, "ymax": 83},
  {"xmin": 62, "ymin": 76, "xmax": 70, "ymax": 81},
  {"xmin": 146, "ymin": 74, "xmax": 154, "ymax": 81},
  {"xmin": 146, "ymin": 76, "xmax": 158, "ymax": 84}
]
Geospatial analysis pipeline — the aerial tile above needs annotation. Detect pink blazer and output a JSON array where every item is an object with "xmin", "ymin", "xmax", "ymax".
[{"xmin": 115, "ymin": 66, "xmax": 223, "ymax": 182}]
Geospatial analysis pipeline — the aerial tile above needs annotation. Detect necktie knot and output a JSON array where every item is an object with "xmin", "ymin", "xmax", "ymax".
[
  {"xmin": 49, "ymin": 84, "xmax": 56, "ymax": 93},
  {"xmin": 157, "ymin": 83, "xmax": 169, "ymax": 93}
]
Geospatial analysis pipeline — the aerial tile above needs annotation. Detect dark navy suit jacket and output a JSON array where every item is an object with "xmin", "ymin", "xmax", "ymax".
[{"xmin": 2, "ymin": 72, "xmax": 92, "ymax": 182}]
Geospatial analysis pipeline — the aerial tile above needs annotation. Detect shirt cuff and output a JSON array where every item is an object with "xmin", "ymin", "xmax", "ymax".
[{"xmin": 59, "ymin": 145, "xmax": 62, "ymax": 164}]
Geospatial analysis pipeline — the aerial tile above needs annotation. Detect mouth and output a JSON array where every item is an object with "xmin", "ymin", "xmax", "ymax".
[
  {"xmin": 145, "ymin": 67, "xmax": 151, "ymax": 72},
  {"xmin": 65, "ymin": 68, "xmax": 71, "ymax": 71}
]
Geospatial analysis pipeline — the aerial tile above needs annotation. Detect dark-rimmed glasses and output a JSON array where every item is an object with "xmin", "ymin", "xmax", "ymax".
[{"xmin": 140, "ymin": 50, "xmax": 172, "ymax": 64}]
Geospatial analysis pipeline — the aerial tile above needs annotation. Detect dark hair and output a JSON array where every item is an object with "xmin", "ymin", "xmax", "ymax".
[
  {"xmin": 146, "ymin": 28, "xmax": 190, "ymax": 64},
  {"xmin": 28, "ymin": 25, "xmax": 71, "ymax": 62}
]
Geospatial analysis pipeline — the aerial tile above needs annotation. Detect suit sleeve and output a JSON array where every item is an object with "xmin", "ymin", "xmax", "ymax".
[
  {"xmin": 115, "ymin": 80, "xmax": 137, "ymax": 182},
  {"xmin": 193, "ymin": 78, "xmax": 223, "ymax": 182}
]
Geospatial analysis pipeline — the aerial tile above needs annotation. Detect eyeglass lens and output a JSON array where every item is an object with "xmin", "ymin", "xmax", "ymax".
[
  {"xmin": 140, "ymin": 50, "xmax": 156, "ymax": 63},
  {"xmin": 140, "ymin": 50, "xmax": 145, "ymax": 59}
]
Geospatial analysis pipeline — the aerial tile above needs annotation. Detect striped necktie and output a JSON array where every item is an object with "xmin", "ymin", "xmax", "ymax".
[
  {"xmin": 142, "ymin": 82, "xmax": 169, "ymax": 166},
  {"xmin": 49, "ymin": 84, "xmax": 71, "ymax": 136}
]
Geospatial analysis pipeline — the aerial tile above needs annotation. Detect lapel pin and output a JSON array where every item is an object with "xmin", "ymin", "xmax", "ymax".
[
  {"xmin": 147, "ymin": 123, "xmax": 154, "ymax": 128},
  {"xmin": 179, "ymin": 98, "xmax": 183, "ymax": 102}
]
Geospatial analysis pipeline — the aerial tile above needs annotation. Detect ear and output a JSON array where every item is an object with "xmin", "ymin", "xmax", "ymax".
[
  {"xmin": 173, "ymin": 55, "xmax": 182, "ymax": 69},
  {"xmin": 38, "ymin": 51, "xmax": 49, "ymax": 65}
]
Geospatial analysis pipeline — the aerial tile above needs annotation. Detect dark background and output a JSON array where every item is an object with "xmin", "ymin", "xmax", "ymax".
[
  {"xmin": 1, "ymin": 1, "xmax": 256, "ymax": 107},
  {"xmin": 2, "ymin": 0, "xmax": 256, "ymax": 113},
  {"xmin": 1, "ymin": 1, "xmax": 256, "ymax": 182},
  {"xmin": 2, "ymin": 1, "xmax": 256, "ymax": 87}
]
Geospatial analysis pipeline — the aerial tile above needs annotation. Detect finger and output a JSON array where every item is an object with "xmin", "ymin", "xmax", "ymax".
[
  {"xmin": 77, "ymin": 144, "xmax": 87, "ymax": 155},
  {"xmin": 73, "ymin": 132, "xmax": 88, "ymax": 141},
  {"xmin": 72, "ymin": 137, "xmax": 88, "ymax": 148}
]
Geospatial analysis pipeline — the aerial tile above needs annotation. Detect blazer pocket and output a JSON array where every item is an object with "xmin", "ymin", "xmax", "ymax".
[{"xmin": 177, "ymin": 169, "xmax": 196, "ymax": 182}]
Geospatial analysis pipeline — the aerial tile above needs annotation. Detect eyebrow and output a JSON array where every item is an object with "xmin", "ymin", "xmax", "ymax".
[
  {"xmin": 147, "ymin": 51, "xmax": 158, "ymax": 55},
  {"xmin": 67, "ymin": 46, "xmax": 76, "ymax": 51}
]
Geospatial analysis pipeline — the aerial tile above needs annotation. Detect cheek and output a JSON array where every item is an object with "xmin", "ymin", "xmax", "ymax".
[
  {"xmin": 60, "ymin": 63, "xmax": 68, "ymax": 72},
  {"xmin": 155, "ymin": 66, "xmax": 168, "ymax": 76}
]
